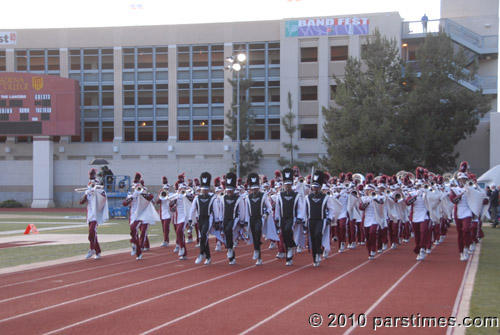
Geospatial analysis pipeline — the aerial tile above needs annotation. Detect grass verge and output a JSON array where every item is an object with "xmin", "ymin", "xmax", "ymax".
[{"xmin": 467, "ymin": 225, "xmax": 500, "ymax": 335}]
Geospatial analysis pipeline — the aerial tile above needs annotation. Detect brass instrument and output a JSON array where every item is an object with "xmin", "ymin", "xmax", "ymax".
[
  {"xmin": 422, "ymin": 183, "xmax": 431, "ymax": 190},
  {"xmin": 350, "ymin": 190, "xmax": 359, "ymax": 197},
  {"xmin": 352, "ymin": 173, "xmax": 365, "ymax": 184},
  {"xmin": 466, "ymin": 180, "xmax": 475, "ymax": 187},
  {"xmin": 394, "ymin": 191, "xmax": 403, "ymax": 201},
  {"xmin": 298, "ymin": 177, "xmax": 305, "ymax": 183},
  {"xmin": 134, "ymin": 185, "xmax": 144, "ymax": 193},
  {"xmin": 75, "ymin": 183, "xmax": 104, "ymax": 192},
  {"xmin": 385, "ymin": 189, "xmax": 392, "ymax": 195},
  {"xmin": 343, "ymin": 181, "xmax": 351, "ymax": 188},
  {"xmin": 159, "ymin": 188, "xmax": 169, "ymax": 201},
  {"xmin": 369, "ymin": 190, "xmax": 378, "ymax": 198}
]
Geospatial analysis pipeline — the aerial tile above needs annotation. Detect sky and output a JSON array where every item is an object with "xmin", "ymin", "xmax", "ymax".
[{"xmin": 1, "ymin": 0, "xmax": 441, "ymax": 29}]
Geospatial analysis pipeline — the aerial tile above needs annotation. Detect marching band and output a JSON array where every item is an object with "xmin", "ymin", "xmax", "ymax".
[{"xmin": 78, "ymin": 161, "xmax": 491, "ymax": 266}]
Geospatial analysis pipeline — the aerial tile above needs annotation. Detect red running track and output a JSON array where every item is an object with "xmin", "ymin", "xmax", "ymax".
[{"xmin": 0, "ymin": 229, "xmax": 471, "ymax": 334}]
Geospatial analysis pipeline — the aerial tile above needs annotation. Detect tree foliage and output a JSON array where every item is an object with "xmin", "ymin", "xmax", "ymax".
[
  {"xmin": 321, "ymin": 29, "xmax": 410, "ymax": 175},
  {"xmin": 321, "ymin": 29, "xmax": 491, "ymax": 175},
  {"xmin": 225, "ymin": 75, "xmax": 263, "ymax": 178},
  {"xmin": 401, "ymin": 31, "xmax": 491, "ymax": 172}
]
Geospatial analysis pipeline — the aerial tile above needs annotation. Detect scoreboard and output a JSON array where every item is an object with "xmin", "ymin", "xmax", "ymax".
[{"xmin": 0, "ymin": 73, "xmax": 80, "ymax": 136}]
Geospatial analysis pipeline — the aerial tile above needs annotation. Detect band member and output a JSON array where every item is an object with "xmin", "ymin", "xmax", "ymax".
[
  {"xmin": 336, "ymin": 173, "xmax": 349, "ymax": 253},
  {"xmin": 359, "ymin": 174, "xmax": 384, "ymax": 260},
  {"xmin": 156, "ymin": 176, "xmax": 172, "ymax": 247},
  {"xmin": 449, "ymin": 162, "xmax": 474, "ymax": 261},
  {"xmin": 305, "ymin": 170, "xmax": 336, "ymax": 267},
  {"xmin": 274, "ymin": 167, "xmax": 305, "ymax": 266},
  {"xmin": 172, "ymin": 176, "xmax": 191, "ymax": 260},
  {"xmin": 222, "ymin": 172, "xmax": 246, "ymax": 265},
  {"xmin": 406, "ymin": 168, "xmax": 432, "ymax": 261},
  {"xmin": 245, "ymin": 173, "xmax": 272, "ymax": 266},
  {"xmin": 123, "ymin": 173, "xmax": 157, "ymax": 260},
  {"xmin": 79, "ymin": 168, "xmax": 108, "ymax": 260},
  {"xmin": 188, "ymin": 172, "xmax": 218, "ymax": 265}
]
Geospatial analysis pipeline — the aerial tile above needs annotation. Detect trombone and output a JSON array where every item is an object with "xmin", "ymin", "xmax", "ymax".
[{"xmin": 75, "ymin": 182, "xmax": 104, "ymax": 192}]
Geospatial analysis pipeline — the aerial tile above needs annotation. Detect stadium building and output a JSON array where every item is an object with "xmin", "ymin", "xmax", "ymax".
[{"xmin": 0, "ymin": 0, "xmax": 498, "ymax": 207}]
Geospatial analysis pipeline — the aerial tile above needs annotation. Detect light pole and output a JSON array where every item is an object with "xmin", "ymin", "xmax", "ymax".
[{"xmin": 225, "ymin": 52, "xmax": 246, "ymax": 178}]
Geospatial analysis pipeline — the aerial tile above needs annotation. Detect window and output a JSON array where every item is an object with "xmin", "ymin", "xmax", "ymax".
[
  {"xmin": 268, "ymin": 118, "xmax": 280, "ymax": 140},
  {"xmin": 83, "ymin": 49, "xmax": 99, "ymax": 70},
  {"xmin": 124, "ymin": 85, "xmax": 135, "ymax": 106},
  {"xmin": 137, "ymin": 47, "xmax": 153, "ymax": 69},
  {"xmin": 301, "ymin": 124, "xmax": 317, "ymax": 139},
  {"xmin": 301, "ymin": 86, "xmax": 317, "ymax": 101},
  {"xmin": 193, "ymin": 119, "xmax": 209, "ymax": 141},
  {"xmin": 70, "ymin": 49, "xmax": 81, "ymax": 71},
  {"xmin": 138, "ymin": 84, "xmax": 153, "ymax": 105},
  {"xmin": 156, "ymin": 120, "xmax": 168, "ymax": 141},
  {"xmin": 84, "ymin": 121, "xmax": 99, "ymax": 142},
  {"xmin": 102, "ymin": 121, "xmax": 114, "ymax": 142},
  {"xmin": 249, "ymin": 81, "xmax": 265, "ymax": 103},
  {"xmin": 178, "ymin": 120, "xmax": 190, "ymax": 141},
  {"xmin": 156, "ymin": 47, "xmax": 168, "ymax": 68},
  {"xmin": 101, "ymin": 49, "xmax": 114, "ymax": 70},
  {"xmin": 123, "ymin": 48, "xmax": 135, "ymax": 69},
  {"xmin": 268, "ymin": 81, "xmax": 280, "ymax": 102},
  {"xmin": 15, "ymin": 50, "xmax": 27, "ymax": 71},
  {"xmin": 301, "ymin": 47, "xmax": 317, "ymax": 62},
  {"xmin": 124, "ymin": 120, "xmax": 135, "ymax": 142},
  {"xmin": 211, "ymin": 45, "xmax": 224, "ymax": 67},
  {"xmin": 47, "ymin": 49, "xmax": 60, "ymax": 71},
  {"xmin": 138, "ymin": 120, "xmax": 153, "ymax": 141},
  {"xmin": 0, "ymin": 50, "xmax": 6, "ymax": 71},
  {"xmin": 192, "ymin": 45, "xmax": 208, "ymax": 67},
  {"xmin": 250, "ymin": 119, "xmax": 265, "ymax": 140},
  {"xmin": 249, "ymin": 43, "xmax": 265, "ymax": 66},
  {"xmin": 268, "ymin": 42, "xmax": 280, "ymax": 65},
  {"xmin": 178, "ymin": 83, "xmax": 190, "ymax": 105},
  {"xmin": 29, "ymin": 50, "xmax": 45, "ymax": 71},
  {"xmin": 331, "ymin": 46, "xmax": 348, "ymax": 61},
  {"xmin": 178, "ymin": 46, "xmax": 190, "ymax": 68},
  {"xmin": 193, "ymin": 82, "xmax": 208, "ymax": 104},
  {"xmin": 212, "ymin": 82, "xmax": 224, "ymax": 104},
  {"xmin": 156, "ymin": 83, "xmax": 168, "ymax": 105},
  {"xmin": 211, "ymin": 119, "xmax": 224, "ymax": 141}
]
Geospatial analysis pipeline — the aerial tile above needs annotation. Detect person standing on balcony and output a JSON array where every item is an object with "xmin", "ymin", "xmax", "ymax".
[{"xmin": 421, "ymin": 14, "xmax": 429, "ymax": 33}]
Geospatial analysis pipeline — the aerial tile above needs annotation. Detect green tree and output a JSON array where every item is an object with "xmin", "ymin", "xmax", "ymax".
[
  {"xmin": 277, "ymin": 91, "xmax": 315, "ymax": 172},
  {"xmin": 401, "ymin": 31, "xmax": 491, "ymax": 172},
  {"xmin": 225, "ymin": 75, "xmax": 263, "ymax": 178},
  {"xmin": 321, "ymin": 29, "xmax": 410, "ymax": 175}
]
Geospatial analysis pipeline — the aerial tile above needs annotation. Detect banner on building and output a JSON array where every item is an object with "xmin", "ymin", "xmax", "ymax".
[
  {"xmin": 0, "ymin": 32, "xmax": 17, "ymax": 45},
  {"xmin": 285, "ymin": 18, "xmax": 369, "ymax": 37}
]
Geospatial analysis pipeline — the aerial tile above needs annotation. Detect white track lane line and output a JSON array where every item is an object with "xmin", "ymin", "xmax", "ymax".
[
  {"xmin": 342, "ymin": 261, "xmax": 420, "ymax": 335},
  {"xmin": 238, "ymin": 249, "xmax": 391, "ymax": 335},
  {"xmin": 0, "ymin": 252, "xmax": 190, "ymax": 303},
  {"xmin": 0, "ymin": 244, "xmax": 253, "ymax": 302},
  {"xmin": 142, "ymin": 248, "xmax": 378, "ymax": 335},
  {"xmin": 140, "ymin": 263, "xmax": 312, "ymax": 335},
  {"xmin": 446, "ymin": 248, "xmax": 476, "ymax": 335},
  {"xmin": 0, "ymin": 248, "xmax": 258, "ymax": 325},
  {"xmin": 0, "ymin": 253, "xmax": 163, "ymax": 289},
  {"xmin": 43, "ymin": 257, "xmax": 282, "ymax": 335}
]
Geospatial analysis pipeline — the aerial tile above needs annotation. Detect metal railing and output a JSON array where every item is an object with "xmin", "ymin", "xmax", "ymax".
[{"xmin": 402, "ymin": 19, "xmax": 498, "ymax": 53}]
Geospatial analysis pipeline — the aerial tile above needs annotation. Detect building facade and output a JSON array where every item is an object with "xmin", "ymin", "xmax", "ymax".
[{"xmin": 0, "ymin": 1, "xmax": 497, "ymax": 207}]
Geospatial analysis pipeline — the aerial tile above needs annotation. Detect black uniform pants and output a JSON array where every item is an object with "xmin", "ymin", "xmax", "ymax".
[
  {"xmin": 199, "ymin": 216, "xmax": 210, "ymax": 259},
  {"xmin": 309, "ymin": 219, "xmax": 323, "ymax": 261},
  {"xmin": 224, "ymin": 218, "xmax": 235, "ymax": 250},
  {"xmin": 250, "ymin": 216, "xmax": 263, "ymax": 256},
  {"xmin": 280, "ymin": 217, "xmax": 296, "ymax": 257}
]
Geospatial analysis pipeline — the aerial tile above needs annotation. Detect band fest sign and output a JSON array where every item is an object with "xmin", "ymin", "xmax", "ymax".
[{"xmin": 285, "ymin": 17, "xmax": 369, "ymax": 37}]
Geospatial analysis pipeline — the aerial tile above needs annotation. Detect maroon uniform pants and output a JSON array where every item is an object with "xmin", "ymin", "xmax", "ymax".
[
  {"xmin": 88, "ymin": 221, "xmax": 101, "ymax": 254},
  {"xmin": 455, "ymin": 217, "xmax": 472, "ymax": 253}
]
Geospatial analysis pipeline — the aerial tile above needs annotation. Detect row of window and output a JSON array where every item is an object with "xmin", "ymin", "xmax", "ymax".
[{"xmin": 301, "ymin": 45, "xmax": 349, "ymax": 63}]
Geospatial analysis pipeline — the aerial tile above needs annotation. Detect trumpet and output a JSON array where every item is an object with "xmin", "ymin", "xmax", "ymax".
[
  {"xmin": 75, "ymin": 183, "xmax": 104, "ymax": 192},
  {"xmin": 385, "ymin": 189, "xmax": 392, "ymax": 195},
  {"xmin": 466, "ymin": 180, "xmax": 475, "ymax": 187},
  {"xmin": 298, "ymin": 177, "xmax": 305, "ymax": 183},
  {"xmin": 369, "ymin": 190, "xmax": 378, "ymax": 198},
  {"xmin": 158, "ymin": 188, "xmax": 169, "ymax": 201}
]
